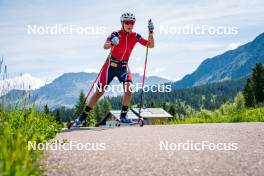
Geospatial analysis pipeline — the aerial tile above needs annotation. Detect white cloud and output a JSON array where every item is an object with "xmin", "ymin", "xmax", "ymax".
[
  {"xmin": 226, "ymin": 42, "xmax": 242, "ymax": 50},
  {"xmin": 0, "ymin": 74, "xmax": 45, "ymax": 93}
]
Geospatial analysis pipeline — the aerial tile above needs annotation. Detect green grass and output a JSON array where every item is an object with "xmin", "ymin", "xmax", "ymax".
[
  {"xmin": 0, "ymin": 107, "xmax": 61, "ymax": 176},
  {"xmin": 167, "ymin": 107, "xmax": 264, "ymax": 124}
]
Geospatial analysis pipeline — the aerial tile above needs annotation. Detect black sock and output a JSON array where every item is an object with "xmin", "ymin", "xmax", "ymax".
[
  {"xmin": 120, "ymin": 105, "xmax": 129, "ymax": 119},
  {"xmin": 79, "ymin": 106, "xmax": 92, "ymax": 122}
]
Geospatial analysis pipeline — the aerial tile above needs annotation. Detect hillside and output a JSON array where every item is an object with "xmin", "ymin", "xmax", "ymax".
[{"xmin": 173, "ymin": 32, "xmax": 264, "ymax": 88}]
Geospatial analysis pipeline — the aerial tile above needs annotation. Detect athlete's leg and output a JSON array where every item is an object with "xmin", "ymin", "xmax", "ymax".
[
  {"xmin": 122, "ymin": 82, "xmax": 133, "ymax": 106},
  {"xmin": 75, "ymin": 88, "xmax": 105, "ymax": 123},
  {"xmin": 76, "ymin": 88, "xmax": 104, "ymax": 121},
  {"xmin": 119, "ymin": 82, "xmax": 132, "ymax": 120},
  {"xmin": 118, "ymin": 66, "xmax": 133, "ymax": 120},
  {"xmin": 87, "ymin": 89, "xmax": 104, "ymax": 108},
  {"xmin": 77, "ymin": 59, "xmax": 114, "ymax": 123}
]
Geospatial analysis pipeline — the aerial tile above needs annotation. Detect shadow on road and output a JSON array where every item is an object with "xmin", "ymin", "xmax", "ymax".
[{"xmin": 61, "ymin": 127, "xmax": 115, "ymax": 133}]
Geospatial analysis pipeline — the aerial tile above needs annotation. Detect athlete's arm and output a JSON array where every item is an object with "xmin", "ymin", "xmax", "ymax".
[
  {"xmin": 147, "ymin": 33, "xmax": 154, "ymax": 48},
  {"xmin": 137, "ymin": 20, "xmax": 155, "ymax": 48},
  {"xmin": 137, "ymin": 33, "xmax": 154, "ymax": 48},
  {"xmin": 147, "ymin": 20, "xmax": 154, "ymax": 48}
]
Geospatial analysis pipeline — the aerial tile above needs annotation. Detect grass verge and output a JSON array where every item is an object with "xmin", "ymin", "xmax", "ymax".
[{"xmin": 0, "ymin": 107, "xmax": 61, "ymax": 175}]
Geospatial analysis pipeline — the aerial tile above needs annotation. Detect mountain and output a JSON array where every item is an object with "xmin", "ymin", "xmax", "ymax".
[
  {"xmin": 2, "ymin": 72, "xmax": 170, "ymax": 109},
  {"xmin": 173, "ymin": 32, "xmax": 264, "ymax": 88},
  {"xmin": 3, "ymin": 32, "xmax": 264, "ymax": 109},
  {"xmin": 1, "ymin": 89, "xmax": 33, "ymax": 101},
  {"xmin": 110, "ymin": 77, "xmax": 248, "ymax": 110}
]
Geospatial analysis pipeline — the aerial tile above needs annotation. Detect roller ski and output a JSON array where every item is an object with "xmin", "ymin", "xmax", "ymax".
[
  {"xmin": 67, "ymin": 119, "xmax": 83, "ymax": 129},
  {"xmin": 115, "ymin": 117, "xmax": 132, "ymax": 127},
  {"xmin": 115, "ymin": 116, "xmax": 144, "ymax": 127}
]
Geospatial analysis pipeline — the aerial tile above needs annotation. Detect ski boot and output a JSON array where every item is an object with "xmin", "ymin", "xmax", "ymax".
[
  {"xmin": 67, "ymin": 118, "xmax": 82, "ymax": 129},
  {"xmin": 67, "ymin": 110, "xmax": 89, "ymax": 129},
  {"xmin": 115, "ymin": 117, "xmax": 133, "ymax": 127}
]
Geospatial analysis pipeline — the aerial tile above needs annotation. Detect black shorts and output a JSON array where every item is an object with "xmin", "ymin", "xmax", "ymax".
[{"xmin": 98, "ymin": 59, "xmax": 133, "ymax": 88}]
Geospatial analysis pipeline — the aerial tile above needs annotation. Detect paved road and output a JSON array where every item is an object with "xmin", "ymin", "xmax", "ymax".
[{"xmin": 44, "ymin": 123, "xmax": 264, "ymax": 176}]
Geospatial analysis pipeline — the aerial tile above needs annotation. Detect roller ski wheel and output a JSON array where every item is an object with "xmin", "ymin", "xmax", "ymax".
[
  {"xmin": 138, "ymin": 118, "xmax": 144, "ymax": 127},
  {"xmin": 67, "ymin": 120, "xmax": 74, "ymax": 129},
  {"xmin": 115, "ymin": 119, "xmax": 121, "ymax": 127}
]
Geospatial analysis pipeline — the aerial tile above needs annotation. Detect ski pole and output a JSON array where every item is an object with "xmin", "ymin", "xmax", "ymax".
[
  {"xmin": 85, "ymin": 53, "xmax": 110, "ymax": 100},
  {"xmin": 139, "ymin": 47, "xmax": 148, "ymax": 115},
  {"xmin": 139, "ymin": 20, "xmax": 151, "ymax": 115}
]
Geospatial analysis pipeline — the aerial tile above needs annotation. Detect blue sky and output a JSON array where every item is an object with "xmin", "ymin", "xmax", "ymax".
[{"xmin": 0, "ymin": 0, "xmax": 264, "ymax": 84}]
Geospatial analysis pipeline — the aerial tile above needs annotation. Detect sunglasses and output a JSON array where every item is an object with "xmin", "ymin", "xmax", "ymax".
[{"xmin": 124, "ymin": 20, "xmax": 135, "ymax": 25}]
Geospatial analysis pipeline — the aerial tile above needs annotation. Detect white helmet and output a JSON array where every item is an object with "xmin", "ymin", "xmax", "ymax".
[{"xmin": 120, "ymin": 12, "xmax": 136, "ymax": 22}]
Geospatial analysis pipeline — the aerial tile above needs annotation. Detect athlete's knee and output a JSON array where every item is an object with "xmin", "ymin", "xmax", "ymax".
[
  {"xmin": 95, "ymin": 89, "xmax": 105, "ymax": 97},
  {"xmin": 124, "ymin": 89, "xmax": 132, "ymax": 98},
  {"xmin": 123, "ymin": 83, "xmax": 132, "ymax": 93}
]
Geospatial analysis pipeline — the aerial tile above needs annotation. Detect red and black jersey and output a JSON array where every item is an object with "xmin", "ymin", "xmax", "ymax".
[
  {"xmin": 97, "ymin": 30, "xmax": 148, "ymax": 87},
  {"xmin": 106, "ymin": 30, "xmax": 148, "ymax": 61}
]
